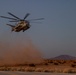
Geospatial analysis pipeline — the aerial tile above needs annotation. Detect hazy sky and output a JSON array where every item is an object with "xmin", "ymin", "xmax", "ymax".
[{"xmin": 0, "ymin": 0, "xmax": 76, "ymax": 58}]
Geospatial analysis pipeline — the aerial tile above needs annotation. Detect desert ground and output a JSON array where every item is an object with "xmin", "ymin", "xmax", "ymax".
[{"xmin": 0, "ymin": 59, "xmax": 76, "ymax": 73}]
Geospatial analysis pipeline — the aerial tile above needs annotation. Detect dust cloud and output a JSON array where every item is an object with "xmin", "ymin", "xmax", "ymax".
[{"xmin": 0, "ymin": 33, "xmax": 42, "ymax": 66}]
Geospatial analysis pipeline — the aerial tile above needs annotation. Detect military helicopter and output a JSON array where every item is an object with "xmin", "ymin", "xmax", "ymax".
[{"xmin": 0, "ymin": 12, "xmax": 44, "ymax": 32}]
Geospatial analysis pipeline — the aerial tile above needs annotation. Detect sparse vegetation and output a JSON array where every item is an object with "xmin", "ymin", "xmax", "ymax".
[
  {"xmin": 44, "ymin": 63, "xmax": 48, "ymax": 65},
  {"xmin": 0, "ymin": 59, "xmax": 76, "ymax": 73},
  {"xmin": 28, "ymin": 63, "xmax": 36, "ymax": 67},
  {"xmin": 71, "ymin": 64, "xmax": 76, "ymax": 68},
  {"xmin": 53, "ymin": 62, "xmax": 59, "ymax": 65}
]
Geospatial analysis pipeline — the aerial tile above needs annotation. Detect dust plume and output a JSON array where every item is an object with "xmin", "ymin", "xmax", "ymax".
[{"xmin": 0, "ymin": 33, "xmax": 42, "ymax": 66}]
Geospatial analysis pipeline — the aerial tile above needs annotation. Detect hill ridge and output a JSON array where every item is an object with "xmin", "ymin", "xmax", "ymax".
[{"xmin": 51, "ymin": 55, "xmax": 76, "ymax": 60}]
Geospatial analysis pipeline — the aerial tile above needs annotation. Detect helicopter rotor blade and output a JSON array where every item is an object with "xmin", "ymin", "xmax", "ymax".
[
  {"xmin": 0, "ymin": 16, "xmax": 18, "ymax": 20},
  {"xmin": 9, "ymin": 20, "xmax": 19, "ymax": 22},
  {"xmin": 28, "ymin": 18, "xmax": 44, "ymax": 21},
  {"xmin": 30, "ymin": 22, "xmax": 42, "ymax": 24},
  {"xmin": 23, "ymin": 13, "xmax": 30, "ymax": 20},
  {"xmin": 8, "ymin": 12, "xmax": 21, "ymax": 20}
]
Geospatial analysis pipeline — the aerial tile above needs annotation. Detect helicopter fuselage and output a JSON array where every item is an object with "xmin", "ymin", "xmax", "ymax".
[
  {"xmin": 0, "ymin": 12, "xmax": 44, "ymax": 32},
  {"xmin": 12, "ymin": 20, "xmax": 30, "ymax": 32}
]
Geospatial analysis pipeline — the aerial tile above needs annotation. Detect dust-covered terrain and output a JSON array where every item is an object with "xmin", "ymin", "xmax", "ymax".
[
  {"xmin": 0, "ymin": 33, "xmax": 76, "ymax": 73},
  {"xmin": 0, "ymin": 59, "xmax": 76, "ymax": 73}
]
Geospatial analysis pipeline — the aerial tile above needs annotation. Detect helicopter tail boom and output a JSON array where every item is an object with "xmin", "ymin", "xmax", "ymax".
[{"xmin": 6, "ymin": 24, "xmax": 15, "ymax": 27}]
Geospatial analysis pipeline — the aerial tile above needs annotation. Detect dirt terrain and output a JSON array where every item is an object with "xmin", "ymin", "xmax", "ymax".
[{"xmin": 0, "ymin": 59, "xmax": 76, "ymax": 73}]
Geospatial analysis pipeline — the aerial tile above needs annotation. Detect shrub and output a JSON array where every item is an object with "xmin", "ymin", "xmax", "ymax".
[
  {"xmin": 53, "ymin": 63, "xmax": 59, "ymax": 65},
  {"xmin": 29, "ymin": 64, "xmax": 35, "ymax": 67},
  {"xmin": 71, "ymin": 64, "xmax": 76, "ymax": 68},
  {"xmin": 44, "ymin": 63, "xmax": 48, "ymax": 65}
]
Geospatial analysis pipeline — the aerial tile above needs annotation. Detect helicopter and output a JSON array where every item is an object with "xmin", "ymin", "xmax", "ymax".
[{"xmin": 0, "ymin": 12, "xmax": 44, "ymax": 32}]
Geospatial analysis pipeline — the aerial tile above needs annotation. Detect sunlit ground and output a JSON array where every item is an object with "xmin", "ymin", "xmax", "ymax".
[{"xmin": 0, "ymin": 60, "xmax": 76, "ymax": 73}]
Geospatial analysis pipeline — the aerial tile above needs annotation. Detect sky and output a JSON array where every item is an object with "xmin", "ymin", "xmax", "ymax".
[{"xmin": 0, "ymin": 0, "xmax": 76, "ymax": 58}]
